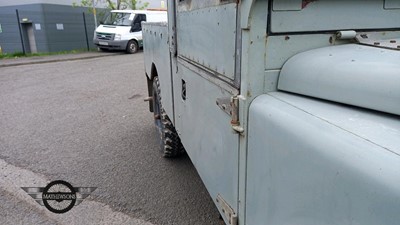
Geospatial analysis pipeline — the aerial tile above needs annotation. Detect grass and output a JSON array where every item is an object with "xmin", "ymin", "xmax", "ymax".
[{"xmin": 0, "ymin": 48, "xmax": 97, "ymax": 59}]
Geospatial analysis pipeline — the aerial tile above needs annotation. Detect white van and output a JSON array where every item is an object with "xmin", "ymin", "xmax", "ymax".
[{"xmin": 93, "ymin": 10, "xmax": 167, "ymax": 54}]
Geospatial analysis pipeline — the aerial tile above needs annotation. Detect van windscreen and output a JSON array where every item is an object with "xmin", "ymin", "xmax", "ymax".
[{"xmin": 104, "ymin": 12, "xmax": 133, "ymax": 26}]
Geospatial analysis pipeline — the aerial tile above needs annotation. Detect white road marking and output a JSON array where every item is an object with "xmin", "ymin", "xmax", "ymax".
[{"xmin": 0, "ymin": 158, "xmax": 155, "ymax": 225}]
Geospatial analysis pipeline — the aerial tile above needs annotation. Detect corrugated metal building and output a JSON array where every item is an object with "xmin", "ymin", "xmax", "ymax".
[{"xmin": 0, "ymin": 3, "xmax": 98, "ymax": 54}]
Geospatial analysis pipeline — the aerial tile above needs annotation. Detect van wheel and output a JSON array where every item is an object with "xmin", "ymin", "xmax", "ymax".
[
  {"xmin": 126, "ymin": 40, "xmax": 138, "ymax": 54},
  {"xmin": 152, "ymin": 76, "xmax": 185, "ymax": 158}
]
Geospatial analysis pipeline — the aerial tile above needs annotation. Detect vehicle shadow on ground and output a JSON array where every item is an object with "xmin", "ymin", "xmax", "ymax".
[{"xmin": 88, "ymin": 125, "xmax": 223, "ymax": 225}]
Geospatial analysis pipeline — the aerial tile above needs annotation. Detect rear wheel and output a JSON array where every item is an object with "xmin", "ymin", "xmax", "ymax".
[
  {"xmin": 152, "ymin": 77, "xmax": 185, "ymax": 158},
  {"xmin": 126, "ymin": 40, "xmax": 138, "ymax": 54}
]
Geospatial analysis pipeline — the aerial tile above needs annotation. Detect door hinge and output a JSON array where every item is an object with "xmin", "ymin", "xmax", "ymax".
[
  {"xmin": 355, "ymin": 32, "xmax": 400, "ymax": 51},
  {"xmin": 216, "ymin": 194, "xmax": 238, "ymax": 225},
  {"xmin": 216, "ymin": 95, "xmax": 245, "ymax": 133}
]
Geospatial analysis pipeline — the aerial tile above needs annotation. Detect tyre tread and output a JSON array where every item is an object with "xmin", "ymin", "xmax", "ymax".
[{"xmin": 153, "ymin": 77, "xmax": 185, "ymax": 158}]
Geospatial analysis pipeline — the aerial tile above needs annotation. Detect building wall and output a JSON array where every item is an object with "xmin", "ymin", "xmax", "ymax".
[
  {"xmin": 0, "ymin": 5, "xmax": 33, "ymax": 53},
  {"xmin": 41, "ymin": 4, "xmax": 97, "ymax": 52},
  {"xmin": 0, "ymin": 3, "xmax": 98, "ymax": 54},
  {"xmin": 18, "ymin": 4, "xmax": 49, "ymax": 53}
]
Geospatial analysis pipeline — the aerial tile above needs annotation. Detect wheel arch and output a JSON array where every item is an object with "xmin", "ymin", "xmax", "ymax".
[
  {"xmin": 146, "ymin": 63, "xmax": 159, "ymax": 112},
  {"xmin": 129, "ymin": 38, "xmax": 139, "ymax": 45}
]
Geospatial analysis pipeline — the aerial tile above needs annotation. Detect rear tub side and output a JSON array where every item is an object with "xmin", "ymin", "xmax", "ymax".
[
  {"xmin": 142, "ymin": 22, "xmax": 174, "ymax": 119},
  {"xmin": 143, "ymin": 19, "xmax": 241, "ymax": 225},
  {"xmin": 246, "ymin": 92, "xmax": 400, "ymax": 225}
]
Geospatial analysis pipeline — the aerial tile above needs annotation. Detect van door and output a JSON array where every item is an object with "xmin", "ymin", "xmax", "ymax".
[{"xmin": 131, "ymin": 14, "xmax": 146, "ymax": 47}]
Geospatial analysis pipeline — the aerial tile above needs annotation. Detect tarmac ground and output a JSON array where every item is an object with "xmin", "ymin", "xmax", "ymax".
[{"xmin": 0, "ymin": 52, "xmax": 223, "ymax": 225}]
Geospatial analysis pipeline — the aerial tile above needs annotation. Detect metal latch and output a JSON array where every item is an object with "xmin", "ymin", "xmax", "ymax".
[
  {"xmin": 216, "ymin": 194, "xmax": 238, "ymax": 225},
  {"xmin": 216, "ymin": 95, "xmax": 245, "ymax": 133}
]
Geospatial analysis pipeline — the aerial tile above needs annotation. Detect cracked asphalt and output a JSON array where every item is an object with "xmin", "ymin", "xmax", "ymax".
[{"xmin": 0, "ymin": 53, "xmax": 223, "ymax": 225}]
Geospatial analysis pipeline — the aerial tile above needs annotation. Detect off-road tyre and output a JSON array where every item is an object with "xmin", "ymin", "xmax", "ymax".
[
  {"xmin": 126, "ymin": 40, "xmax": 138, "ymax": 54},
  {"xmin": 152, "ymin": 77, "xmax": 185, "ymax": 158}
]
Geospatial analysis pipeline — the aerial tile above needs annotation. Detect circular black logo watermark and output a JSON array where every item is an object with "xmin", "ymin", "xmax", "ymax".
[
  {"xmin": 42, "ymin": 180, "xmax": 77, "ymax": 214},
  {"xmin": 22, "ymin": 180, "xmax": 97, "ymax": 214}
]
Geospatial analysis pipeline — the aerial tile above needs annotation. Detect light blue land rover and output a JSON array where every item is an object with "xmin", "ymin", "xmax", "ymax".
[{"xmin": 142, "ymin": 1, "xmax": 400, "ymax": 224}]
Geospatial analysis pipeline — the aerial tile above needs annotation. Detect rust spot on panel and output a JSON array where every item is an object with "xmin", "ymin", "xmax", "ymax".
[
  {"xmin": 247, "ymin": 90, "xmax": 252, "ymax": 98},
  {"xmin": 302, "ymin": 0, "xmax": 318, "ymax": 9}
]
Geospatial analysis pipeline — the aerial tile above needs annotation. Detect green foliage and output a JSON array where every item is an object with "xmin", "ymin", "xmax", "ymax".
[
  {"xmin": 126, "ymin": 0, "xmax": 150, "ymax": 10},
  {"xmin": 0, "ymin": 52, "xmax": 25, "ymax": 59},
  {"xmin": 73, "ymin": 0, "xmax": 150, "ymax": 26},
  {"xmin": 0, "ymin": 49, "xmax": 94, "ymax": 59},
  {"xmin": 73, "ymin": 0, "xmax": 149, "ymax": 10}
]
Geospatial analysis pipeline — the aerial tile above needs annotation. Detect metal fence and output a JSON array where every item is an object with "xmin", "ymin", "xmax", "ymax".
[{"xmin": 0, "ymin": 6, "xmax": 99, "ymax": 54}]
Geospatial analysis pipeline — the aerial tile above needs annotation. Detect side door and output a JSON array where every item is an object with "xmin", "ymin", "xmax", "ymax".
[
  {"xmin": 169, "ymin": 0, "xmax": 240, "ymax": 223},
  {"xmin": 130, "ymin": 13, "xmax": 146, "ymax": 46}
]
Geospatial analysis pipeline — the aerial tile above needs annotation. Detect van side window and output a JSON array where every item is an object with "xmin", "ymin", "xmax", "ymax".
[{"xmin": 131, "ymin": 14, "xmax": 147, "ymax": 32}]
